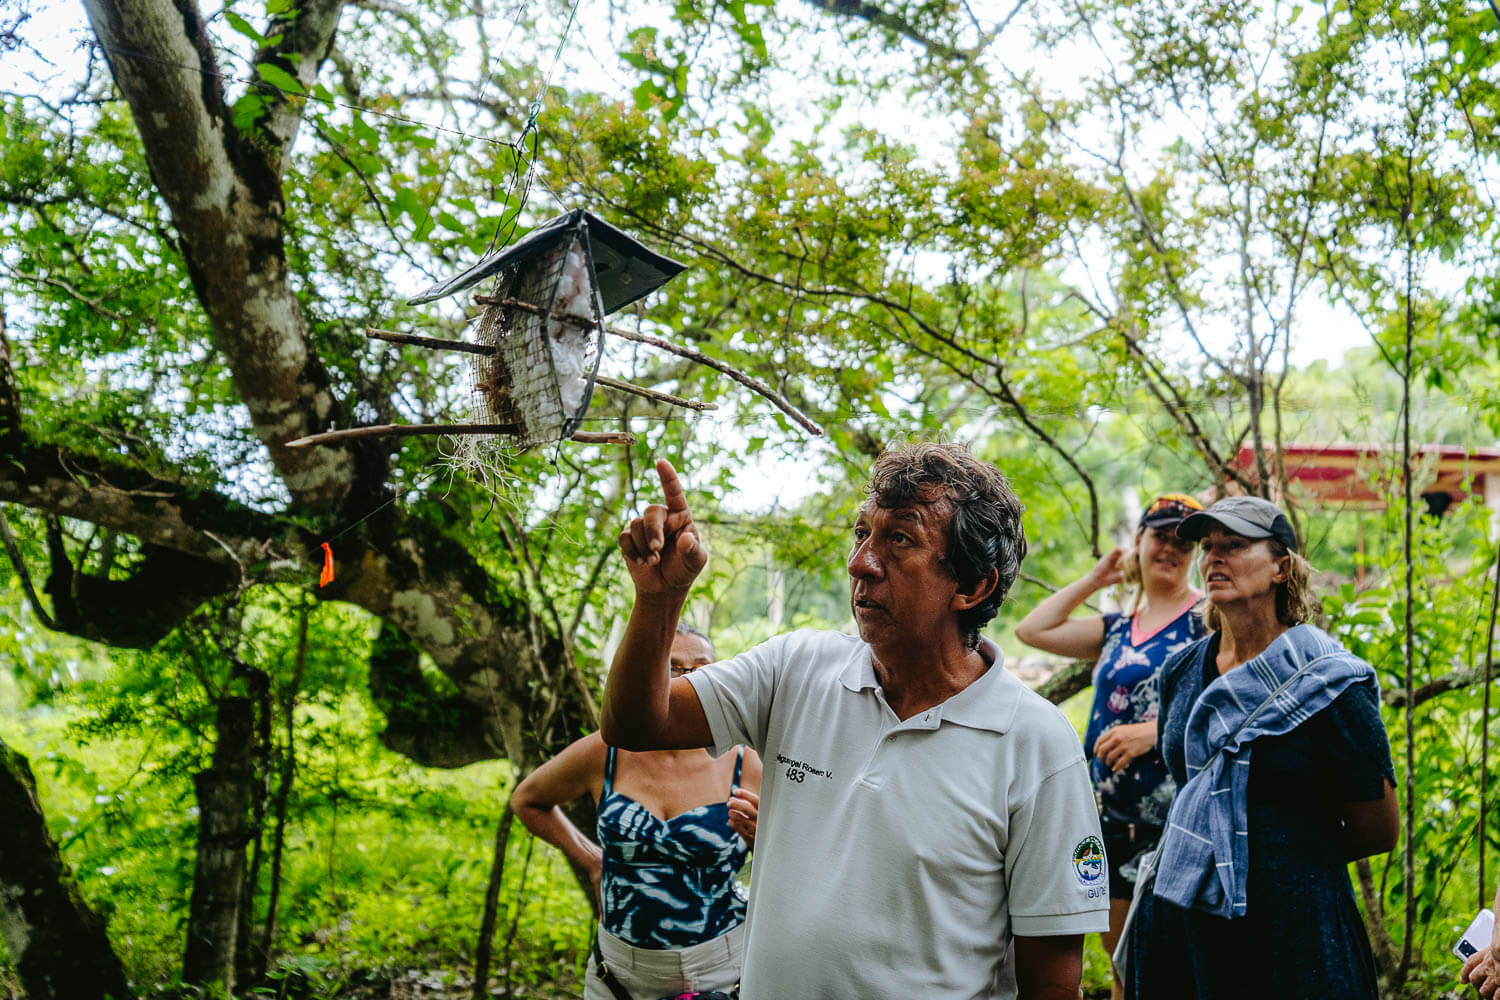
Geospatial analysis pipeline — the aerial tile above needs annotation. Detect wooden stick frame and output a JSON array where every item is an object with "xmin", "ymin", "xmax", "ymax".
[
  {"xmin": 289, "ymin": 300, "xmax": 824, "ymax": 449},
  {"xmin": 286, "ymin": 423, "xmax": 635, "ymax": 448}
]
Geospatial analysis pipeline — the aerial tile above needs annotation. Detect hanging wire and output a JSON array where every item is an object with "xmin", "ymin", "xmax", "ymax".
[
  {"xmin": 539, "ymin": 0, "xmax": 586, "ymax": 106},
  {"xmin": 480, "ymin": 0, "xmax": 587, "ymax": 255},
  {"xmin": 320, "ymin": 466, "xmax": 446, "ymax": 547},
  {"xmin": 411, "ymin": 0, "xmax": 536, "ymax": 246}
]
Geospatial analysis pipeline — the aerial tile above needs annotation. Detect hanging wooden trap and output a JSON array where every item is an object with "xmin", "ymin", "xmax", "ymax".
[{"xmin": 287, "ymin": 209, "xmax": 823, "ymax": 453}]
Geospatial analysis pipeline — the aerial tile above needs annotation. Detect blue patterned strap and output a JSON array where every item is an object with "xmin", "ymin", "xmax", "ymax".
[{"xmin": 606, "ymin": 743, "xmax": 742, "ymax": 793}]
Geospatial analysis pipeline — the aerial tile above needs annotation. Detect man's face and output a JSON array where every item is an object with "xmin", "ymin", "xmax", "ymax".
[
  {"xmin": 669, "ymin": 632, "xmax": 714, "ymax": 677},
  {"xmin": 847, "ymin": 500, "xmax": 960, "ymax": 651}
]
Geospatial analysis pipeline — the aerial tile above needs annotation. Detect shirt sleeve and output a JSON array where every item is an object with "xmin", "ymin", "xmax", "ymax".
[
  {"xmin": 683, "ymin": 633, "xmax": 789, "ymax": 758},
  {"xmin": 1005, "ymin": 750, "xmax": 1112, "ymax": 937},
  {"xmin": 1320, "ymin": 680, "xmax": 1395, "ymax": 801}
]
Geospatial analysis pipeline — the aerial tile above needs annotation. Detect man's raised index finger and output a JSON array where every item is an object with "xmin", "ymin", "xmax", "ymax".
[{"xmin": 656, "ymin": 459, "xmax": 691, "ymax": 513}]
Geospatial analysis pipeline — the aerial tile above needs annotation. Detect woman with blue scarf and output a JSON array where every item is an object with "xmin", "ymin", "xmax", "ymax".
[{"xmin": 1122, "ymin": 496, "xmax": 1399, "ymax": 999}]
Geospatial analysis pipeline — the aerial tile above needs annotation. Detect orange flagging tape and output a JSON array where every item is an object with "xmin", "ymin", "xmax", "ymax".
[{"xmin": 319, "ymin": 542, "xmax": 335, "ymax": 587}]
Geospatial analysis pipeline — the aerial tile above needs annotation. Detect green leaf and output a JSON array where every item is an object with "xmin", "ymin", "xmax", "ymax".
[
  {"xmin": 632, "ymin": 79, "xmax": 661, "ymax": 111},
  {"xmin": 256, "ymin": 62, "xmax": 303, "ymax": 96},
  {"xmin": 223, "ymin": 11, "xmax": 264, "ymax": 44},
  {"xmin": 230, "ymin": 93, "xmax": 265, "ymax": 132},
  {"xmin": 739, "ymin": 22, "xmax": 767, "ymax": 62},
  {"xmin": 352, "ymin": 114, "xmax": 380, "ymax": 147},
  {"xmin": 391, "ymin": 186, "xmax": 423, "ymax": 221}
]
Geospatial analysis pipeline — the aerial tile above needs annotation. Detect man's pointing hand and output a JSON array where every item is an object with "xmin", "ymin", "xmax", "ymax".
[{"xmin": 618, "ymin": 459, "xmax": 707, "ymax": 595}]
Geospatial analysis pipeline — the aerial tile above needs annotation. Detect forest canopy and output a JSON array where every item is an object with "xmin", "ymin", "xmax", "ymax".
[{"xmin": 1, "ymin": 0, "xmax": 1498, "ymax": 995}]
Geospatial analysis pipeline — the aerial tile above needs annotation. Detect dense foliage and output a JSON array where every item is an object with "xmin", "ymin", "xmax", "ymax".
[{"xmin": 2, "ymin": 0, "xmax": 1499, "ymax": 995}]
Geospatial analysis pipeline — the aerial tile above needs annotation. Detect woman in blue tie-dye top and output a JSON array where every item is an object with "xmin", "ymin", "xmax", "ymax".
[
  {"xmin": 512, "ymin": 624, "xmax": 762, "ymax": 999},
  {"xmin": 1016, "ymin": 494, "xmax": 1206, "ymax": 1000}
]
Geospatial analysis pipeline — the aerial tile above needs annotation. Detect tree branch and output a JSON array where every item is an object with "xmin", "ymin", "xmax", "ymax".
[
  {"xmin": 82, "ymin": 0, "xmax": 354, "ymax": 508},
  {"xmin": 991, "ymin": 360, "xmax": 1101, "ymax": 556},
  {"xmin": 1035, "ymin": 659, "xmax": 1092, "ymax": 705},
  {"xmin": 42, "ymin": 515, "xmax": 239, "ymax": 648},
  {"xmin": 0, "ymin": 305, "xmax": 18, "ymax": 441},
  {"xmin": 1115, "ymin": 321, "xmax": 1254, "ymax": 493},
  {"xmin": 1382, "ymin": 666, "xmax": 1495, "ymax": 711},
  {"xmin": 0, "ymin": 510, "xmax": 55, "ymax": 629},
  {"xmin": 251, "ymin": 0, "xmax": 345, "ymax": 175},
  {"xmin": 800, "ymin": 0, "xmax": 973, "ymax": 60}
]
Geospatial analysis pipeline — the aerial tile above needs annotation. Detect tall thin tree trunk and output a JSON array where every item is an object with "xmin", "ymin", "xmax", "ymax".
[
  {"xmin": 234, "ymin": 663, "xmax": 272, "ymax": 988},
  {"xmin": 1356, "ymin": 857, "xmax": 1396, "ymax": 977},
  {"xmin": 1397, "ymin": 216, "xmax": 1416, "ymax": 984},
  {"xmin": 0, "ymin": 735, "xmax": 135, "ymax": 1000},
  {"xmin": 182, "ymin": 695, "xmax": 255, "ymax": 991},
  {"xmin": 472, "ymin": 803, "xmax": 518, "ymax": 1000},
  {"xmin": 501, "ymin": 835, "xmax": 539, "ymax": 997},
  {"xmin": 1481, "ymin": 543, "xmax": 1499, "ymax": 910},
  {"xmin": 258, "ymin": 606, "xmax": 310, "ymax": 979}
]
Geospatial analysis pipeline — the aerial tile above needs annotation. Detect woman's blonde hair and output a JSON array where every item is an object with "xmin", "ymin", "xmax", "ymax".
[
  {"xmin": 1201, "ymin": 540, "xmax": 1320, "ymax": 632},
  {"xmin": 1120, "ymin": 528, "xmax": 1145, "ymax": 614}
]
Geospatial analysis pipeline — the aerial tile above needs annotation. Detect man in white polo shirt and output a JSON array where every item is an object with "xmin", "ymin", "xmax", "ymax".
[{"xmin": 604, "ymin": 443, "xmax": 1109, "ymax": 999}]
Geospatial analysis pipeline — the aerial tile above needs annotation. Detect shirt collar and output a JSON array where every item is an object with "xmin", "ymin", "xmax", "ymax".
[{"xmin": 838, "ymin": 636, "xmax": 1021, "ymax": 734}]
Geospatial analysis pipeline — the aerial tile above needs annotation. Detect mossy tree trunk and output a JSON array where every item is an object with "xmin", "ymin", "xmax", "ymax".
[
  {"xmin": 181, "ymin": 696, "xmax": 255, "ymax": 992},
  {"xmin": 0, "ymin": 735, "xmax": 135, "ymax": 1000}
]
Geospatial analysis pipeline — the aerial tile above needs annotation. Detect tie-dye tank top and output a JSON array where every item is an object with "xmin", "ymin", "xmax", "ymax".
[{"xmin": 597, "ymin": 746, "xmax": 750, "ymax": 949}]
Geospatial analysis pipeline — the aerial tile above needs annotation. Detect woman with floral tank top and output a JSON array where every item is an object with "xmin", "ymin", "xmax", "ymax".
[{"xmin": 1017, "ymin": 494, "xmax": 1206, "ymax": 1000}]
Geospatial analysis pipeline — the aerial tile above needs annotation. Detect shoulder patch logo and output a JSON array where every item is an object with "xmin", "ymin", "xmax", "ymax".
[{"xmin": 1072, "ymin": 835, "xmax": 1106, "ymax": 888}]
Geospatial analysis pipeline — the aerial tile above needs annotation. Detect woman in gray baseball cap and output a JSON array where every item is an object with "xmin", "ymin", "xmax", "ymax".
[{"xmin": 1121, "ymin": 495, "xmax": 1399, "ymax": 1000}]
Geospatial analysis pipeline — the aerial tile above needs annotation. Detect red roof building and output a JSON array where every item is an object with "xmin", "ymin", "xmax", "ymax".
[{"xmin": 1228, "ymin": 443, "xmax": 1500, "ymax": 515}]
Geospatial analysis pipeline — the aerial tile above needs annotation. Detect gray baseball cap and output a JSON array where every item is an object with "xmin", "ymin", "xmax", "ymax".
[{"xmin": 1176, "ymin": 496, "xmax": 1298, "ymax": 552}]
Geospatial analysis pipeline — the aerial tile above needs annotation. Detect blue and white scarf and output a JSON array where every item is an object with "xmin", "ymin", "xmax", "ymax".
[{"xmin": 1152, "ymin": 623, "xmax": 1377, "ymax": 918}]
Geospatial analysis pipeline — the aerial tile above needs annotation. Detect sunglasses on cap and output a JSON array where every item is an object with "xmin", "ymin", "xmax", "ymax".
[{"xmin": 1139, "ymin": 493, "xmax": 1204, "ymax": 528}]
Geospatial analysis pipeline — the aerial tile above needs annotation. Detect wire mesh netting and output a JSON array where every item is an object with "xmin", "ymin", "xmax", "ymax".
[{"xmin": 467, "ymin": 227, "xmax": 603, "ymax": 454}]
